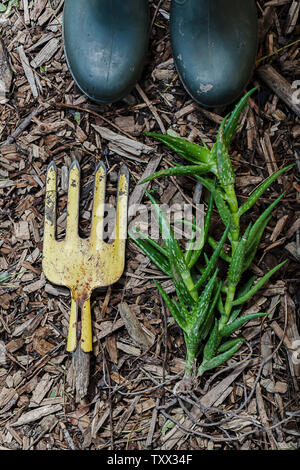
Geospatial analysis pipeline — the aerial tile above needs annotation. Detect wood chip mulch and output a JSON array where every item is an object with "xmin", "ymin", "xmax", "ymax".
[{"xmin": 0, "ymin": 0, "xmax": 299, "ymax": 451}]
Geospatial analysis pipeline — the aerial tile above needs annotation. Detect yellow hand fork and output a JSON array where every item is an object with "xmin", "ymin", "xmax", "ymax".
[{"xmin": 42, "ymin": 160, "xmax": 129, "ymax": 352}]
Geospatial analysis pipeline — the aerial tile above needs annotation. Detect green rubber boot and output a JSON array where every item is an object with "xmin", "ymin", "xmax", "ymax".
[
  {"xmin": 171, "ymin": 0, "xmax": 258, "ymax": 107},
  {"xmin": 63, "ymin": 0, "xmax": 150, "ymax": 103}
]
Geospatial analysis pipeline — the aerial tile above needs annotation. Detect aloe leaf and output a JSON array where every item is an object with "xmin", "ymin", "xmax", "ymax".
[
  {"xmin": 224, "ymin": 87, "xmax": 258, "ymax": 147},
  {"xmin": 217, "ymin": 293, "xmax": 225, "ymax": 316},
  {"xmin": 238, "ymin": 164, "xmax": 295, "ymax": 217},
  {"xmin": 144, "ymin": 132, "xmax": 213, "ymax": 165},
  {"xmin": 203, "ymin": 190, "xmax": 214, "ymax": 244},
  {"xmin": 129, "ymin": 233, "xmax": 171, "ymax": 277},
  {"xmin": 173, "ymin": 275, "xmax": 196, "ymax": 313},
  {"xmin": 190, "ymin": 269, "xmax": 219, "ymax": 337},
  {"xmin": 246, "ymin": 215, "xmax": 271, "ymax": 255},
  {"xmin": 220, "ymin": 312, "xmax": 270, "ymax": 337},
  {"xmin": 227, "ymin": 223, "xmax": 252, "ymax": 287},
  {"xmin": 187, "ymin": 192, "xmax": 214, "ymax": 269},
  {"xmin": 197, "ymin": 177, "xmax": 239, "ymax": 243},
  {"xmin": 146, "ymin": 191, "xmax": 198, "ymax": 301},
  {"xmin": 130, "ymin": 227, "xmax": 168, "ymax": 257},
  {"xmin": 247, "ymin": 193, "xmax": 284, "ymax": 247},
  {"xmin": 228, "ymin": 308, "xmax": 242, "ymax": 325},
  {"xmin": 198, "ymin": 340, "xmax": 245, "ymax": 376},
  {"xmin": 215, "ymin": 117, "xmax": 235, "ymax": 189},
  {"xmin": 201, "ymin": 139, "xmax": 209, "ymax": 150},
  {"xmin": 195, "ymin": 222, "xmax": 230, "ymax": 290},
  {"xmin": 174, "ymin": 218, "xmax": 204, "ymax": 266},
  {"xmin": 231, "ymin": 260, "xmax": 287, "ymax": 307},
  {"xmin": 146, "ymin": 191, "xmax": 174, "ymax": 252},
  {"xmin": 198, "ymin": 281, "xmax": 222, "ymax": 342},
  {"xmin": 203, "ymin": 320, "xmax": 220, "ymax": 362},
  {"xmin": 208, "ymin": 236, "xmax": 232, "ymax": 263},
  {"xmin": 218, "ymin": 338, "xmax": 245, "ymax": 354},
  {"xmin": 139, "ymin": 163, "xmax": 213, "ymax": 185},
  {"xmin": 243, "ymin": 216, "xmax": 271, "ymax": 272},
  {"xmin": 154, "ymin": 280, "xmax": 188, "ymax": 331},
  {"xmin": 184, "ymin": 219, "xmax": 199, "ymax": 266},
  {"xmin": 196, "ymin": 176, "xmax": 232, "ymax": 232},
  {"xmin": 198, "ymin": 318, "xmax": 214, "ymax": 353},
  {"xmin": 228, "ymin": 275, "xmax": 257, "ymax": 323}
]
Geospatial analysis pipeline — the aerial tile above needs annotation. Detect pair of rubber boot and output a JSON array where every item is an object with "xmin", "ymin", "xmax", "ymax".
[{"xmin": 63, "ymin": 0, "xmax": 258, "ymax": 108}]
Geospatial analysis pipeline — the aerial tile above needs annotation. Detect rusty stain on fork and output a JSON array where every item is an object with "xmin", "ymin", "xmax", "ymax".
[{"xmin": 42, "ymin": 160, "xmax": 129, "ymax": 352}]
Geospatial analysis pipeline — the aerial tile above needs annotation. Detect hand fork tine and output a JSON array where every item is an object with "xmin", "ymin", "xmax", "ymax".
[
  {"xmin": 65, "ymin": 160, "xmax": 80, "ymax": 242},
  {"xmin": 43, "ymin": 160, "xmax": 129, "ymax": 353},
  {"xmin": 115, "ymin": 164, "xmax": 130, "ymax": 245},
  {"xmin": 90, "ymin": 161, "xmax": 106, "ymax": 246},
  {"xmin": 44, "ymin": 161, "xmax": 57, "ymax": 251}
]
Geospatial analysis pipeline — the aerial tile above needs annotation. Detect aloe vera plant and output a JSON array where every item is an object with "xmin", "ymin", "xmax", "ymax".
[
  {"xmin": 130, "ymin": 190, "xmax": 229, "ymax": 378},
  {"xmin": 130, "ymin": 90, "xmax": 292, "ymax": 382}
]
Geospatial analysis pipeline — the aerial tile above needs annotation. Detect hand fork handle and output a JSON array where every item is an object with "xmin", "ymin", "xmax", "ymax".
[
  {"xmin": 67, "ymin": 298, "xmax": 92, "ymax": 353},
  {"xmin": 67, "ymin": 298, "xmax": 78, "ymax": 352},
  {"xmin": 81, "ymin": 299, "xmax": 92, "ymax": 352}
]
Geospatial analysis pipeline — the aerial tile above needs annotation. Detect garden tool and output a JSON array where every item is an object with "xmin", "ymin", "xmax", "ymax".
[{"xmin": 42, "ymin": 160, "xmax": 129, "ymax": 352}]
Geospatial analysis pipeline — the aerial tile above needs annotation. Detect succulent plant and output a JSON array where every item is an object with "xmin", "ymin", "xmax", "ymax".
[{"xmin": 130, "ymin": 89, "xmax": 292, "ymax": 382}]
